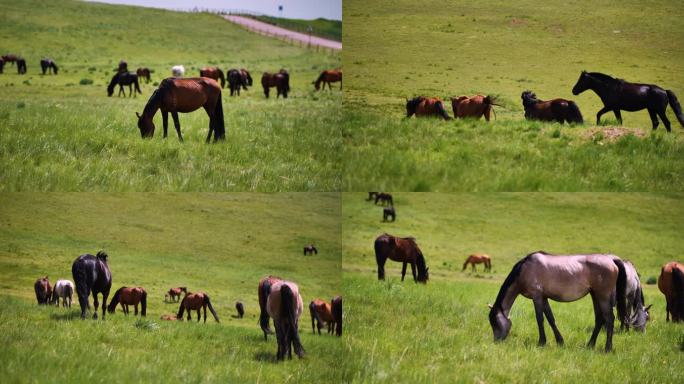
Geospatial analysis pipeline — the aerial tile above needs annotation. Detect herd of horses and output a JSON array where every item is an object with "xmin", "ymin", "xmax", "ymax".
[
  {"xmin": 1, "ymin": 54, "xmax": 52, "ymax": 75},
  {"xmin": 406, "ymin": 71, "xmax": 684, "ymax": 132}
]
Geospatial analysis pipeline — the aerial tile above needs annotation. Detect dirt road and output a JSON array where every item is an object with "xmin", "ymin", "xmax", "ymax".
[{"xmin": 223, "ymin": 15, "xmax": 342, "ymax": 51}]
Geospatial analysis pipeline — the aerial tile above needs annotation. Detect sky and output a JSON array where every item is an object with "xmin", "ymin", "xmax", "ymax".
[{"xmin": 87, "ymin": 1, "xmax": 342, "ymax": 20}]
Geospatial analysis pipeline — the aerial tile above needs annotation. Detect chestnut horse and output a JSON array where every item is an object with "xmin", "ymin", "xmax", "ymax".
[
  {"xmin": 107, "ymin": 286, "xmax": 147, "ymax": 316},
  {"xmin": 136, "ymin": 67, "xmax": 151, "ymax": 83},
  {"xmin": 2, "ymin": 54, "xmax": 18, "ymax": 65},
  {"xmin": 331, "ymin": 296, "xmax": 342, "ymax": 336},
  {"xmin": 451, "ymin": 95, "xmax": 499, "ymax": 121},
  {"xmin": 34, "ymin": 276, "xmax": 52, "ymax": 305},
  {"xmin": 303, "ymin": 244, "xmax": 318, "ymax": 255},
  {"xmin": 165, "ymin": 286, "xmax": 187, "ymax": 302},
  {"xmin": 309, "ymin": 298, "xmax": 334, "ymax": 335},
  {"xmin": 199, "ymin": 67, "xmax": 225, "ymax": 88},
  {"xmin": 177, "ymin": 292, "xmax": 219, "ymax": 323},
  {"xmin": 406, "ymin": 96, "xmax": 451, "ymax": 120},
  {"xmin": 521, "ymin": 91, "xmax": 583, "ymax": 124},
  {"xmin": 136, "ymin": 77, "xmax": 225, "ymax": 142},
  {"xmin": 313, "ymin": 69, "xmax": 342, "ymax": 90},
  {"xmin": 267, "ymin": 280, "xmax": 304, "ymax": 360},
  {"xmin": 258, "ymin": 275, "xmax": 282, "ymax": 340},
  {"xmin": 374, "ymin": 233, "xmax": 429, "ymax": 283},
  {"xmin": 51, "ymin": 279, "xmax": 74, "ymax": 308},
  {"xmin": 261, "ymin": 70, "xmax": 290, "ymax": 98},
  {"xmin": 375, "ymin": 192, "xmax": 393, "ymax": 206},
  {"xmin": 463, "ymin": 254, "xmax": 491, "ymax": 272},
  {"xmin": 40, "ymin": 58, "xmax": 58, "ymax": 75},
  {"xmin": 489, "ymin": 251, "xmax": 627, "ymax": 352},
  {"xmin": 658, "ymin": 261, "xmax": 684, "ymax": 322},
  {"xmin": 72, "ymin": 251, "xmax": 112, "ymax": 320}
]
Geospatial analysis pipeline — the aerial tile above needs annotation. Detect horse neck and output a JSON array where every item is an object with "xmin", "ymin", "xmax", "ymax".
[
  {"xmin": 143, "ymin": 89, "xmax": 162, "ymax": 119},
  {"xmin": 586, "ymin": 75, "xmax": 616, "ymax": 98},
  {"xmin": 497, "ymin": 281, "xmax": 520, "ymax": 317}
]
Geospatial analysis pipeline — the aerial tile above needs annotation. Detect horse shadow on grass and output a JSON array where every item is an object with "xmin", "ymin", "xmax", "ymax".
[{"xmin": 50, "ymin": 311, "xmax": 81, "ymax": 321}]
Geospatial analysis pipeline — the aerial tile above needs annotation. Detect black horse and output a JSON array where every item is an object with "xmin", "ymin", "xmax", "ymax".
[
  {"xmin": 40, "ymin": 58, "xmax": 58, "ymax": 75},
  {"xmin": 72, "ymin": 251, "xmax": 113, "ymax": 320},
  {"xmin": 17, "ymin": 58, "xmax": 26, "ymax": 74},
  {"xmin": 107, "ymin": 72, "xmax": 142, "ymax": 97},
  {"xmin": 383, "ymin": 206, "xmax": 396, "ymax": 222},
  {"xmin": 227, "ymin": 69, "xmax": 247, "ymax": 96},
  {"xmin": 572, "ymin": 71, "xmax": 684, "ymax": 132}
]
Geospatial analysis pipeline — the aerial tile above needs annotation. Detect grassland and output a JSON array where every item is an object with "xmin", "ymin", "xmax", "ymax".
[
  {"xmin": 0, "ymin": 193, "xmax": 343, "ymax": 382},
  {"xmin": 0, "ymin": 0, "xmax": 341, "ymax": 191},
  {"xmin": 250, "ymin": 15, "xmax": 342, "ymax": 42},
  {"xmin": 342, "ymin": 0, "xmax": 684, "ymax": 191},
  {"xmin": 341, "ymin": 193, "xmax": 684, "ymax": 383}
]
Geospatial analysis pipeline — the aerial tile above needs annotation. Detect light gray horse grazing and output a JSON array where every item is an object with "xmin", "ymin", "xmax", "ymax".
[
  {"xmin": 266, "ymin": 280, "xmax": 304, "ymax": 360},
  {"xmin": 621, "ymin": 260, "xmax": 651, "ymax": 331},
  {"xmin": 52, "ymin": 279, "xmax": 75, "ymax": 308}
]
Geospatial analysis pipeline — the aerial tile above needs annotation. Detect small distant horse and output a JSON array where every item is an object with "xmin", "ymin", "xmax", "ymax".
[
  {"xmin": 258, "ymin": 275, "xmax": 282, "ymax": 340},
  {"xmin": 383, "ymin": 206, "xmax": 396, "ymax": 222},
  {"xmin": 235, "ymin": 301, "xmax": 245, "ymax": 318},
  {"xmin": 117, "ymin": 60, "xmax": 128, "ymax": 73},
  {"xmin": 199, "ymin": 67, "xmax": 225, "ymax": 88},
  {"xmin": 107, "ymin": 286, "xmax": 147, "ymax": 316},
  {"xmin": 620, "ymin": 260, "xmax": 650, "ymax": 331},
  {"xmin": 17, "ymin": 58, "xmax": 26, "ymax": 74},
  {"xmin": 309, "ymin": 299, "xmax": 334, "ymax": 335},
  {"xmin": 136, "ymin": 77, "xmax": 225, "ymax": 142},
  {"xmin": 331, "ymin": 296, "xmax": 342, "ymax": 336},
  {"xmin": 658, "ymin": 261, "xmax": 684, "ymax": 322},
  {"xmin": 40, "ymin": 58, "xmax": 58, "ymax": 75},
  {"xmin": 171, "ymin": 65, "xmax": 185, "ymax": 77},
  {"xmin": 227, "ymin": 69, "xmax": 246, "ymax": 96},
  {"xmin": 451, "ymin": 95, "xmax": 499, "ymax": 121},
  {"xmin": 267, "ymin": 280, "xmax": 305, "ymax": 360},
  {"xmin": 107, "ymin": 72, "xmax": 142, "ymax": 97},
  {"xmin": 367, "ymin": 192, "xmax": 379, "ymax": 201},
  {"xmin": 521, "ymin": 91, "xmax": 583, "ymax": 124},
  {"xmin": 489, "ymin": 251, "xmax": 627, "ymax": 352},
  {"xmin": 406, "ymin": 96, "xmax": 451, "ymax": 120},
  {"xmin": 136, "ymin": 67, "xmax": 151, "ymax": 83},
  {"xmin": 572, "ymin": 71, "xmax": 684, "ymax": 131},
  {"xmin": 313, "ymin": 69, "xmax": 342, "ymax": 90},
  {"xmin": 261, "ymin": 69, "xmax": 290, "ymax": 98},
  {"xmin": 375, "ymin": 192, "xmax": 393, "ymax": 206},
  {"xmin": 240, "ymin": 69, "xmax": 253, "ymax": 88},
  {"xmin": 0, "ymin": 58, "xmax": 4, "ymax": 74},
  {"xmin": 51, "ymin": 279, "xmax": 74, "ymax": 308},
  {"xmin": 374, "ymin": 233, "xmax": 429, "ymax": 283},
  {"xmin": 2, "ymin": 54, "xmax": 18, "ymax": 65},
  {"xmin": 34, "ymin": 276, "xmax": 52, "ymax": 305},
  {"xmin": 177, "ymin": 292, "xmax": 219, "ymax": 323},
  {"xmin": 72, "ymin": 251, "xmax": 113, "ymax": 320},
  {"xmin": 303, "ymin": 244, "xmax": 318, "ymax": 255},
  {"xmin": 165, "ymin": 286, "xmax": 187, "ymax": 302},
  {"xmin": 463, "ymin": 254, "xmax": 491, "ymax": 272}
]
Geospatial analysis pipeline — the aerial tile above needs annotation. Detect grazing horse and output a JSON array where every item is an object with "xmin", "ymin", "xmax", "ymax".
[
  {"xmin": 2, "ymin": 54, "xmax": 18, "ymax": 65},
  {"xmin": 51, "ymin": 279, "xmax": 74, "ymax": 308},
  {"xmin": 331, "ymin": 296, "xmax": 342, "ymax": 336},
  {"xmin": 658, "ymin": 261, "xmax": 684, "ymax": 322},
  {"xmin": 0, "ymin": 58, "xmax": 4, "ymax": 74},
  {"xmin": 521, "ymin": 91, "xmax": 583, "ymax": 124},
  {"xmin": 488, "ymin": 251, "xmax": 627, "ymax": 352},
  {"xmin": 383, "ymin": 206, "xmax": 396, "ymax": 222},
  {"xmin": 171, "ymin": 65, "xmax": 185, "ymax": 77},
  {"xmin": 572, "ymin": 71, "xmax": 684, "ymax": 132},
  {"xmin": 107, "ymin": 286, "xmax": 147, "ymax": 316},
  {"xmin": 17, "ymin": 58, "xmax": 26, "ymax": 74},
  {"xmin": 258, "ymin": 275, "xmax": 282, "ymax": 340},
  {"xmin": 451, "ymin": 95, "xmax": 499, "ymax": 121},
  {"xmin": 309, "ymin": 299, "xmax": 334, "ymax": 335},
  {"xmin": 199, "ymin": 67, "xmax": 225, "ymax": 88},
  {"xmin": 107, "ymin": 72, "xmax": 142, "ymax": 97},
  {"xmin": 136, "ymin": 67, "xmax": 151, "ymax": 83},
  {"xmin": 375, "ymin": 192, "xmax": 393, "ymax": 206},
  {"xmin": 165, "ymin": 286, "xmax": 187, "ymax": 302},
  {"xmin": 40, "ymin": 58, "xmax": 58, "ymax": 75},
  {"xmin": 367, "ymin": 192, "xmax": 379, "ymax": 201},
  {"xmin": 619, "ymin": 260, "xmax": 650, "ymax": 331},
  {"xmin": 313, "ymin": 69, "xmax": 342, "ymax": 90},
  {"xmin": 117, "ymin": 60, "xmax": 128, "ymax": 73},
  {"xmin": 240, "ymin": 69, "xmax": 253, "ymax": 88},
  {"xmin": 177, "ymin": 292, "xmax": 219, "ymax": 323},
  {"xmin": 34, "ymin": 276, "xmax": 52, "ymax": 305},
  {"xmin": 463, "ymin": 254, "xmax": 492, "ymax": 272},
  {"xmin": 235, "ymin": 301, "xmax": 245, "ymax": 318},
  {"xmin": 406, "ymin": 96, "xmax": 451, "ymax": 120},
  {"xmin": 261, "ymin": 70, "xmax": 290, "ymax": 98},
  {"xmin": 136, "ymin": 77, "xmax": 225, "ymax": 142},
  {"xmin": 303, "ymin": 244, "xmax": 318, "ymax": 255},
  {"xmin": 266, "ymin": 280, "xmax": 304, "ymax": 360},
  {"xmin": 374, "ymin": 233, "xmax": 429, "ymax": 283},
  {"xmin": 227, "ymin": 69, "xmax": 247, "ymax": 96},
  {"xmin": 71, "ymin": 251, "xmax": 113, "ymax": 320}
]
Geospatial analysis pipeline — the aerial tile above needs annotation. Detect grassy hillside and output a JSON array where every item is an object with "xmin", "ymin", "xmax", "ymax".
[
  {"xmin": 0, "ymin": 193, "xmax": 343, "ymax": 382},
  {"xmin": 251, "ymin": 15, "xmax": 342, "ymax": 42},
  {"xmin": 342, "ymin": 0, "xmax": 684, "ymax": 191},
  {"xmin": 341, "ymin": 193, "xmax": 684, "ymax": 382},
  {"xmin": 0, "ymin": 0, "xmax": 341, "ymax": 191}
]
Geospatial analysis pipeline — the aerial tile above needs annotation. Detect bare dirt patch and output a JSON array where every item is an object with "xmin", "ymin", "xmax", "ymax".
[{"xmin": 584, "ymin": 126, "xmax": 647, "ymax": 142}]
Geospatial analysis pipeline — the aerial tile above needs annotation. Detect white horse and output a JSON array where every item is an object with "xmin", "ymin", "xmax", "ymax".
[
  {"xmin": 622, "ymin": 260, "xmax": 651, "ymax": 331},
  {"xmin": 52, "ymin": 279, "xmax": 74, "ymax": 308},
  {"xmin": 171, "ymin": 65, "xmax": 185, "ymax": 77}
]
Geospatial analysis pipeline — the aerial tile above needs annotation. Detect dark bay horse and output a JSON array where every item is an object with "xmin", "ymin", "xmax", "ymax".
[
  {"xmin": 261, "ymin": 70, "xmax": 290, "ymax": 98},
  {"xmin": 107, "ymin": 72, "xmax": 142, "ymax": 97},
  {"xmin": 266, "ymin": 280, "xmax": 304, "ymax": 360},
  {"xmin": 309, "ymin": 298, "xmax": 334, "ymax": 335},
  {"xmin": 17, "ymin": 58, "xmax": 26, "ymax": 74},
  {"xmin": 451, "ymin": 95, "xmax": 499, "ymax": 121},
  {"xmin": 258, "ymin": 275, "xmax": 282, "ymax": 340},
  {"xmin": 136, "ymin": 67, "xmax": 151, "ymax": 83},
  {"xmin": 463, "ymin": 254, "xmax": 491, "ymax": 272},
  {"xmin": 2, "ymin": 54, "xmax": 18, "ymax": 65},
  {"xmin": 177, "ymin": 292, "xmax": 219, "ymax": 323},
  {"xmin": 406, "ymin": 96, "xmax": 451, "ymax": 120},
  {"xmin": 383, "ymin": 206, "xmax": 396, "ymax": 222},
  {"xmin": 40, "ymin": 58, "xmax": 58, "ymax": 75},
  {"xmin": 489, "ymin": 251, "xmax": 627, "ymax": 352},
  {"xmin": 72, "ymin": 251, "xmax": 112, "ymax": 320},
  {"xmin": 235, "ymin": 301, "xmax": 245, "ymax": 318},
  {"xmin": 331, "ymin": 296, "xmax": 342, "ymax": 336},
  {"xmin": 227, "ymin": 69, "xmax": 246, "ymax": 96},
  {"xmin": 165, "ymin": 286, "xmax": 187, "ymax": 302},
  {"xmin": 240, "ymin": 69, "xmax": 252, "ymax": 88},
  {"xmin": 658, "ymin": 261, "xmax": 684, "ymax": 322},
  {"xmin": 34, "ymin": 276, "xmax": 52, "ymax": 305},
  {"xmin": 200, "ymin": 67, "xmax": 225, "ymax": 88},
  {"xmin": 313, "ymin": 69, "xmax": 342, "ymax": 90},
  {"xmin": 107, "ymin": 286, "xmax": 147, "ymax": 316},
  {"xmin": 303, "ymin": 244, "xmax": 318, "ymax": 255},
  {"xmin": 375, "ymin": 192, "xmax": 393, "ymax": 206},
  {"xmin": 572, "ymin": 71, "xmax": 684, "ymax": 132},
  {"xmin": 521, "ymin": 91, "xmax": 583, "ymax": 124},
  {"xmin": 136, "ymin": 77, "xmax": 225, "ymax": 142},
  {"xmin": 374, "ymin": 233, "xmax": 429, "ymax": 283}
]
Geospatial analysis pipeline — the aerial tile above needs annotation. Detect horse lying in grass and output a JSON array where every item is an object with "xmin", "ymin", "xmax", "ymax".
[
  {"xmin": 658, "ymin": 261, "xmax": 684, "ymax": 322},
  {"xmin": 177, "ymin": 292, "xmax": 219, "ymax": 323},
  {"xmin": 451, "ymin": 95, "xmax": 499, "ymax": 121},
  {"xmin": 406, "ymin": 96, "xmax": 451, "ymax": 120},
  {"xmin": 374, "ymin": 233, "xmax": 429, "ymax": 283},
  {"xmin": 267, "ymin": 280, "xmax": 304, "ymax": 360},
  {"xmin": 521, "ymin": 91, "xmax": 583, "ymax": 124},
  {"xmin": 52, "ymin": 279, "xmax": 74, "ymax": 308},
  {"xmin": 309, "ymin": 298, "xmax": 334, "ymax": 335},
  {"xmin": 463, "ymin": 254, "xmax": 491, "ymax": 272},
  {"xmin": 107, "ymin": 286, "xmax": 147, "ymax": 316}
]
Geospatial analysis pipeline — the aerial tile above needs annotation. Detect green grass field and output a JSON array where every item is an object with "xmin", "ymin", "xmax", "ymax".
[
  {"xmin": 250, "ymin": 15, "xmax": 342, "ymax": 42},
  {"xmin": 342, "ymin": 0, "xmax": 684, "ymax": 191},
  {"xmin": 0, "ymin": 0, "xmax": 341, "ymax": 191},
  {"xmin": 341, "ymin": 193, "xmax": 684, "ymax": 382},
  {"xmin": 0, "ymin": 193, "xmax": 343, "ymax": 382}
]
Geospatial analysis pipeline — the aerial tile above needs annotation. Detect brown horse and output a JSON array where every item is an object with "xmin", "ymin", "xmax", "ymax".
[
  {"xmin": 331, "ymin": 296, "xmax": 342, "ymax": 336},
  {"xmin": 658, "ymin": 261, "xmax": 684, "ymax": 322},
  {"xmin": 258, "ymin": 275, "xmax": 282, "ymax": 340},
  {"xmin": 261, "ymin": 70, "xmax": 290, "ymax": 98},
  {"xmin": 136, "ymin": 77, "xmax": 225, "ymax": 142},
  {"xmin": 374, "ymin": 233, "xmax": 429, "ymax": 283},
  {"xmin": 165, "ymin": 286, "xmax": 187, "ymax": 302},
  {"xmin": 240, "ymin": 69, "xmax": 253, "ymax": 88},
  {"xmin": 177, "ymin": 292, "xmax": 219, "ymax": 323},
  {"xmin": 406, "ymin": 96, "xmax": 451, "ymax": 120},
  {"xmin": 34, "ymin": 276, "xmax": 52, "ymax": 305},
  {"xmin": 521, "ymin": 91, "xmax": 584, "ymax": 124},
  {"xmin": 235, "ymin": 301, "xmax": 245, "ymax": 318},
  {"xmin": 303, "ymin": 244, "xmax": 318, "ymax": 255},
  {"xmin": 451, "ymin": 95, "xmax": 499, "ymax": 121},
  {"xmin": 199, "ymin": 67, "xmax": 225, "ymax": 88},
  {"xmin": 267, "ymin": 280, "xmax": 304, "ymax": 360},
  {"xmin": 136, "ymin": 67, "xmax": 151, "ymax": 83},
  {"xmin": 463, "ymin": 254, "xmax": 492, "ymax": 272},
  {"xmin": 489, "ymin": 251, "xmax": 627, "ymax": 352},
  {"xmin": 107, "ymin": 286, "xmax": 147, "ymax": 316},
  {"xmin": 309, "ymin": 299, "xmax": 334, "ymax": 335},
  {"xmin": 375, "ymin": 192, "xmax": 393, "ymax": 206},
  {"xmin": 313, "ymin": 69, "xmax": 342, "ymax": 90}
]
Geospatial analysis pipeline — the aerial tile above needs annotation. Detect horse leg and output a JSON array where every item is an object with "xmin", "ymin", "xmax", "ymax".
[
  {"xmin": 613, "ymin": 109, "xmax": 623, "ymax": 125},
  {"xmin": 401, "ymin": 262, "xmax": 407, "ymax": 281},
  {"xmin": 533, "ymin": 298, "xmax": 547, "ymax": 346},
  {"xmin": 666, "ymin": 299, "xmax": 670, "ymax": 322},
  {"xmin": 376, "ymin": 254, "xmax": 386, "ymax": 280},
  {"xmin": 587, "ymin": 293, "xmax": 604, "ymax": 348},
  {"xmin": 596, "ymin": 106, "xmax": 611, "ymax": 125},
  {"xmin": 203, "ymin": 305, "xmax": 207, "ymax": 323},
  {"xmin": 656, "ymin": 108, "xmax": 671, "ymax": 132},
  {"xmin": 196, "ymin": 309, "xmax": 201, "ymax": 322},
  {"xmin": 263, "ymin": 86, "xmax": 269, "ymax": 98},
  {"xmin": 542, "ymin": 299, "xmax": 564, "ymax": 345},
  {"xmin": 203, "ymin": 105, "xmax": 214, "ymax": 143},
  {"xmin": 647, "ymin": 108, "xmax": 659, "ymax": 130},
  {"xmin": 162, "ymin": 110, "xmax": 169, "ymax": 138},
  {"xmin": 134, "ymin": 304, "xmax": 138, "ymax": 316},
  {"xmin": 171, "ymin": 112, "xmax": 183, "ymax": 142},
  {"xmin": 118, "ymin": 85, "xmax": 124, "ymax": 97},
  {"xmin": 600, "ymin": 297, "xmax": 615, "ymax": 352},
  {"xmin": 128, "ymin": 84, "xmax": 133, "ymax": 97},
  {"xmin": 102, "ymin": 290, "xmax": 109, "ymax": 320},
  {"xmin": 411, "ymin": 262, "xmax": 418, "ymax": 282},
  {"xmin": 92, "ymin": 293, "xmax": 99, "ymax": 320}
]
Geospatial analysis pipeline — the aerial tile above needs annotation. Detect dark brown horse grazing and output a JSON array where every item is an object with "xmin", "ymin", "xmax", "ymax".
[
  {"xmin": 199, "ymin": 67, "xmax": 225, "ymax": 88},
  {"xmin": 383, "ymin": 206, "xmax": 396, "ymax": 222},
  {"xmin": 258, "ymin": 275, "xmax": 282, "ymax": 340},
  {"xmin": 2, "ymin": 54, "xmax": 18, "ymax": 65},
  {"xmin": 72, "ymin": 251, "xmax": 113, "ymax": 320},
  {"xmin": 165, "ymin": 286, "xmax": 187, "ymax": 302},
  {"xmin": 406, "ymin": 96, "xmax": 451, "ymax": 120},
  {"xmin": 227, "ymin": 69, "xmax": 246, "ymax": 96},
  {"xmin": 136, "ymin": 67, "xmax": 151, "ymax": 83},
  {"xmin": 261, "ymin": 70, "xmax": 290, "ymax": 98},
  {"xmin": 235, "ymin": 301, "xmax": 245, "ymax": 318},
  {"xmin": 658, "ymin": 261, "xmax": 684, "ymax": 322},
  {"xmin": 17, "ymin": 58, "xmax": 26, "ymax": 74},
  {"xmin": 375, "ymin": 192, "xmax": 393, "ymax": 206},
  {"xmin": 107, "ymin": 286, "xmax": 147, "ymax": 316},
  {"xmin": 240, "ymin": 69, "xmax": 252, "ymax": 88},
  {"xmin": 374, "ymin": 233, "xmax": 429, "ymax": 283},
  {"xmin": 309, "ymin": 298, "xmax": 334, "ymax": 335},
  {"xmin": 177, "ymin": 292, "xmax": 219, "ymax": 323},
  {"xmin": 313, "ymin": 69, "xmax": 342, "ymax": 90},
  {"xmin": 267, "ymin": 280, "xmax": 304, "ymax": 360},
  {"xmin": 136, "ymin": 77, "xmax": 225, "ymax": 142},
  {"xmin": 451, "ymin": 95, "xmax": 499, "ymax": 121},
  {"xmin": 463, "ymin": 254, "xmax": 491, "ymax": 272},
  {"xmin": 303, "ymin": 244, "xmax": 318, "ymax": 255},
  {"xmin": 34, "ymin": 276, "xmax": 52, "ymax": 305},
  {"xmin": 572, "ymin": 71, "xmax": 684, "ymax": 132},
  {"xmin": 40, "ymin": 58, "xmax": 58, "ymax": 75},
  {"xmin": 331, "ymin": 296, "xmax": 342, "ymax": 336},
  {"xmin": 107, "ymin": 72, "xmax": 142, "ymax": 97},
  {"xmin": 521, "ymin": 91, "xmax": 584, "ymax": 124},
  {"xmin": 489, "ymin": 251, "xmax": 627, "ymax": 352}
]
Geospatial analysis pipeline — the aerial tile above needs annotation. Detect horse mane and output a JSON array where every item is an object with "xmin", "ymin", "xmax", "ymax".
[
  {"xmin": 492, "ymin": 254, "xmax": 535, "ymax": 309},
  {"xmin": 96, "ymin": 250, "xmax": 108, "ymax": 262},
  {"xmin": 315, "ymin": 71, "xmax": 326, "ymax": 87},
  {"xmin": 586, "ymin": 72, "xmax": 624, "ymax": 89},
  {"xmin": 407, "ymin": 96, "xmax": 425, "ymax": 106},
  {"xmin": 143, "ymin": 82, "xmax": 167, "ymax": 116}
]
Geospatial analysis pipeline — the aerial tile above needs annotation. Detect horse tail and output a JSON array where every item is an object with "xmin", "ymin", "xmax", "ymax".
[
  {"xmin": 259, "ymin": 280, "xmax": 274, "ymax": 337},
  {"xmin": 281, "ymin": 285, "xmax": 304, "ymax": 357},
  {"xmin": 435, "ymin": 101, "xmax": 451, "ymax": 120},
  {"xmin": 666, "ymin": 90, "xmax": 684, "ymax": 128},
  {"xmin": 212, "ymin": 91, "xmax": 225, "ymax": 141},
  {"xmin": 140, "ymin": 289, "xmax": 147, "ymax": 317},
  {"xmin": 566, "ymin": 101, "xmax": 584, "ymax": 124},
  {"xmin": 374, "ymin": 237, "xmax": 386, "ymax": 280},
  {"xmin": 613, "ymin": 259, "xmax": 628, "ymax": 327},
  {"xmin": 672, "ymin": 267, "xmax": 684, "ymax": 321},
  {"xmin": 204, "ymin": 294, "xmax": 220, "ymax": 322},
  {"xmin": 72, "ymin": 261, "xmax": 90, "ymax": 316},
  {"xmin": 107, "ymin": 287, "xmax": 123, "ymax": 313}
]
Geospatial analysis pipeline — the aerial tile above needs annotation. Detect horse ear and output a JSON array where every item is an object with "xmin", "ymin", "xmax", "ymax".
[
  {"xmin": 487, "ymin": 304, "xmax": 493, "ymax": 309},
  {"xmin": 645, "ymin": 304, "xmax": 652, "ymax": 312},
  {"xmin": 136, "ymin": 112, "xmax": 141, "ymax": 119}
]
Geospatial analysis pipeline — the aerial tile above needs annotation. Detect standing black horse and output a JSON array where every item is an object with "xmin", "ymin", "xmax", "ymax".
[
  {"xmin": 227, "ymin": 69, "xmax": 247, "ymax": 96},
  {"xmin": 572, "ymin": 71, "xmax": 684, "ymax": 132},
  {"xmin": 72, "ymin": 251, "xmax": 113, "ymax": 320},
  {"xmin": 17, "ymin": 58, "xmax": 26, "ymax": 74},
  {"xmin": 40, "ymin": 58, "xmax": 58, "ymax": 75},
  {"xmin": 107, "ymin": 72, "xmax": 142, "ymax": 97}
]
